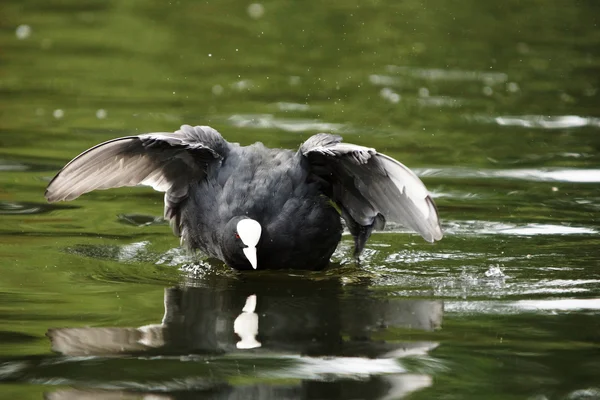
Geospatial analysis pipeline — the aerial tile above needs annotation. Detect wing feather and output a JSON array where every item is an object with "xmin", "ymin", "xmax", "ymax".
[
  {"xmin": 301, "ymin": 133, "xmax": 442, "ymax": 243},
  {"xmin": 45, "ymin": 125, "xmax": 227, "ymax": 236}
]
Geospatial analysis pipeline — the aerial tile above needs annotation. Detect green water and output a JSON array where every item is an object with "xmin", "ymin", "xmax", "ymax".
[{"xmin": 1, "ymin": 1, "xmax": 599, "ymax": 399}]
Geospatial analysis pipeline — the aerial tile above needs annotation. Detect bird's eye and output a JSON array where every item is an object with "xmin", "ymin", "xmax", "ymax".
[{"xmin": 235, "ymin": 232, "xmax": 240, "ymax": 239}]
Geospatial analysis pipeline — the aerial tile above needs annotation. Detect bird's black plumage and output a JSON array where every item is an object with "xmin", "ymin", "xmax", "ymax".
[{"xmin": 45, "ymin": 125, "xmax": 443, "ymax": 270}]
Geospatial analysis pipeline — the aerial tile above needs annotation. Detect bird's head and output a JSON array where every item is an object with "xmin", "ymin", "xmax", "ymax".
[{"xmin": 222, "ymin": 217, "xmax": 262, "ymax": 270}]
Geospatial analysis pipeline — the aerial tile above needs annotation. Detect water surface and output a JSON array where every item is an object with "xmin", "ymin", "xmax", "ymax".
[{"xmin": 1, "ymin": 1, "xmax": 599, "ymax": 399}]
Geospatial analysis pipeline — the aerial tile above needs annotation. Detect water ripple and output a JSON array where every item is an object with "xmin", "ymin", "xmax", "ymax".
[
  {"xmin": 228, "ymin": 114, "xmax": 346, "ymax": 132},
  {"xmin": 0, "ymin": 160, "xmax": 28, "ymax": 172},
  {"xmin": 386, "ymin": 65, "xmax": 508, "ymax": 84},
  {"xmin": 495, "ymin": 115, "xmax": 600, "ymax": 129},
  {"xmin": 442, "ymin": 221, "xmax": 597, "ymax": 236},
  {"xmin": 418, "ymin": 96, "xmax": 462, "ymax": 108},
  {"xmin": 272, "ymin": 102, "xmax": 311, "ymax": 112},
  {"xmin": 0, "ymin": 201, "xmax": 78, "ymax": 215},
  {"xmin": 369, "ymin": 74, "xmax": 400, "ymax": 86},
  {"xmin": 384, "ymin": 250, "xmax": 484, "ymax": 264},
  {"xmin": 417, "ymin": 167, "xmax": 600, "ymax": 183},
  {"xmin": 117, "ymin": 213, "xmax": 165, "ymax": 227},
  {"xmin": 446, "ymin": 298, "xmax": 600, "ymax": 314},
  {"xmin": 0, "ymin": 159, "xmax": 58, "ymax": 173}
]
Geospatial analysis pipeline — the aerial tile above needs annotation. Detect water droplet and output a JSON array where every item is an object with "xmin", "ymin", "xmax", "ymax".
[
  {"xmin": 15, "ymin": 24, "xmax": 31, "ymax": 40},
  {"xmin": 380, "ymin": 87, "xmax": 392, "ymax": 97},
  {"xmin": 485, "ymin": 264, "xmax": 506, "ymax": 278},
  {"xmin": 379, "ymin": 87, "xmax": 400, "ymax": 103},
  {"xmin": 231, "ymin": 80, "xmax": 252, "ymax": 91},
  {"xmin": 53, "ymin": 109, "xmax": 64, "ymax": 119},
  {"xmin": 418, "ymin": 87, "xmax": 430, "ymax": 97},
  {"xmin": 560, "ymin": 92, "xmax": 574, "ymax": 103},
  {"xmin": 482, "ymin": 86, "xmax": 493, "ymax": 96},
  {"xmin": 247, "ymin": 3, "xmax": 265, "ymax": 19},
  {"xmin": 507, "ymin": 82, "xmax": 520, "ymax": 93},
  {"xmin": 212, "ymin": 84, "xmax": 224, "ymax": 95},
  {"xmin": 96, "ymin": 109, "xmax": 107, "ymax": 119}
]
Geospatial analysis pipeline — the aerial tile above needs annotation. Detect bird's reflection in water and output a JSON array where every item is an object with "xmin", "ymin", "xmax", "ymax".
[
  {"xmin": 44, "ymin": 276, "xmax": 443, "ymax": 399},
  {"xmin": 234, "ymin": 294, "xmax": 261, "ymax": 349}
]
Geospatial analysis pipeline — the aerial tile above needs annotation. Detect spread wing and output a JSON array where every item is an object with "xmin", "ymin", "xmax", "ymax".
[
  {"xmin": 45, "ymin": 125, "xmax": 227, "ymax": 235},
  {"xmin": 300, "ymin": 133, "xmax": 442, "ymax": 246}
]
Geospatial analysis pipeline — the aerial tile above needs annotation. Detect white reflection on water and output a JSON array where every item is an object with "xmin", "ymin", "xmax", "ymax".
[
  {"xmin": 516, "ymin": 298, "xmax": 600, "ymax": 311},
  {"xmin": 0, "ymin": 160, "xmax": 29, "ymax": 172},
  {"xmin": 486, "ymin": 224, "xmax": 596, "ymax": 235},
  {"xmin": 234, "ymin": 294, "xmax": 261, "ymax": 349},
  {"xmin": 369, "ymin": 74, "xmax": 400, "ymax": 86},
  {"xmin": 495, "ymin": 115, "xmax": 600, "ymax": 129},
  {"xmin": 386, "ymin": 220, "xmax": 597, "ymax": 236},
  {"xmin": 385, "ymin": 65, "xmax": 508, "ymax": 84},
  {"xmin": 278, "ymin": 355, "xmax": 405, "ymax": 377},
  {"xmin": 273, "ymin": 102, "xmax": 311, "ymax": 112},
  {"xmin": 446, "ymin": 297, "xmax": 600, "ymax": 314},
  {"xmin": 453, "ymin": 221, "xmax": 597, "ymax": 236},
  {"xmin": 429, "ymin": 190, "xmax": 481, "ymax": 199},
  {"xmin": 416, "ymin": 167, "xmax": 600, "ymax": 183},
  {"xmin": 270, "ymin": 347, "xmax": 436, "ymax": 397},
  {"xmin": 228, "ymin": 114, "xmax": 346, "ymax": 132},
  {"xmin": 418, "ymin": 96, "xmax": 462, "ymax": 108},
  {"xmin": 385, "ymin": 250, "xmax": 484, "ymax": 264}
]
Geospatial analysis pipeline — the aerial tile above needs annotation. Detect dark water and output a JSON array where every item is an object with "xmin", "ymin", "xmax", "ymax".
[{"xmin": 1, "ymin": 1, "xmax": 600, "ymax": 399}]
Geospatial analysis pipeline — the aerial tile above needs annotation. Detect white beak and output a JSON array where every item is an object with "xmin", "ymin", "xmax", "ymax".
[{"xmin": 242, "ymin": 247, "xmax": 258, "ymax": 270}]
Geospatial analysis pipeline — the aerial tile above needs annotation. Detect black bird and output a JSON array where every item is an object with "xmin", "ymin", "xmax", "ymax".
[{"xmin": 45, "ymin": 125, "xmax": 442, "ymax": 270}]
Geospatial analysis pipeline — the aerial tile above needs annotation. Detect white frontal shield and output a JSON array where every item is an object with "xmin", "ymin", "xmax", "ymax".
[{"xmin": 237, "ymin": 219, "xmax": 262, "ymax": 269}]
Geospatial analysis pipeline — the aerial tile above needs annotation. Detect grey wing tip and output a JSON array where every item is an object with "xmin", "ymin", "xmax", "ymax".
[
  {"xmin": 424, "ymin": 195, "xmax": 443, "ymax": 243},
  {"xmin": 429, "ymin": 227, "xmax": 444, "ymax": 242},
  {"xmin": 44, "ymin": 185, "xmax": 59, "ymax": 203},
  {"xmin": 45, "ymin": 175, "xmax": 66, "ymax": 202},
  {"xmin": 422, "ymin": 227, "xmax": 443, "ymax": 243},
  {"xmin": 45, "ymin": 179, "xmax": 77, "ymax": 203},
  {"xmin": 44, "ymin": 190, "xmax": 66, "ymax": 203}
]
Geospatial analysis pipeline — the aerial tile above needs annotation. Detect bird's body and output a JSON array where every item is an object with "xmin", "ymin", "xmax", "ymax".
[
  {"xmin": 45, "ymin": 125, "xmax": 442, "ymax": 270},
  {"xmin": 182, "ymin": 143, "xmax": 342, "ymax": 269}
]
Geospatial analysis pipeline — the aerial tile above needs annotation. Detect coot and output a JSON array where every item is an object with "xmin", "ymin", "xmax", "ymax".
[{"xmin": 45, "ymin": 125, "xmax": 442, "ymax": 270}]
